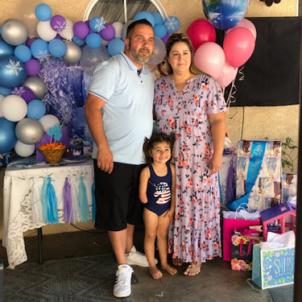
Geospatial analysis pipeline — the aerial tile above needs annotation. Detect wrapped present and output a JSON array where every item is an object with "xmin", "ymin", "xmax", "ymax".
[{"xmin": 228, "ymin": 140, "xmax": 282, "ymax": 211}]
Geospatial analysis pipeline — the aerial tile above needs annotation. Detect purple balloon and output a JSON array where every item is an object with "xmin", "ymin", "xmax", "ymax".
[
  {"xmin": 26, "ymin": 37, "xmax": 37, "ymax": 47},
  {"xmin": 100, "ymin": 23, "xmax": 115, "ymax": 41},
  {"xmin": 51, "ymin": 15, "xmax": 66, "ymax": 32},
  {"xmin": 73, "ymin": 21, "xmax": 89, "ymax": 39},
  {"xmin": 25, "ymin": 59, "xmax": 41, "ymax": 76},
  {"xmin": 12, "ymin": 86, "xmax": 36, "ymax": 103},
  {"xmin": 162, "ymin": 34, "xmax": 170, "ymax": 44}
]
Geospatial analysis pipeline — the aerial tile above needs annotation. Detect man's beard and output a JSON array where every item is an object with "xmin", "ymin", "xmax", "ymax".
[{"xmin": 128, "ymin": 41, "xmax": 152, "ymax": 64}]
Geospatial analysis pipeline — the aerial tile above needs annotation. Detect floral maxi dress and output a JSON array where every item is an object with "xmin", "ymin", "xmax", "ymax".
[{"xmin": 154, "ymin": 74, "xmax": 226, "ymax": 263}]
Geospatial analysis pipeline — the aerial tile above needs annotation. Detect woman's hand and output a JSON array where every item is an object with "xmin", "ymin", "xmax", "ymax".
[
  {"xmin": 164, "ymin": 209, "xmax": 175, "ymax": 222},
  {"xmin": 208, "ymin": 154, "xmax": 222, "ymax": 175}
]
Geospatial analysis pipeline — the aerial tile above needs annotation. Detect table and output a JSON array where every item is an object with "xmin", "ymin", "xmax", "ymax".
[{"xmin": 2, "ymin": 159, "xmax": 94, "ymax": 269}]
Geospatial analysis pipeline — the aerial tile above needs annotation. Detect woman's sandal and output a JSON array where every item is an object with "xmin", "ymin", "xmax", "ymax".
[{"xmin": 184, "ymin": 263, "xmax": 202, "ymax": 276}]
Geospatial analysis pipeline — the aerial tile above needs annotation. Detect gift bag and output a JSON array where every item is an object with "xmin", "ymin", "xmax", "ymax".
[
  {"xmin": 223, "ymin": 210, "xmax": 261, "ymax": 261},
  {"xmin": 252, "ymin": 244, "xmax": 295, "ymax": 289},
  {"xmin": 231, "ymin": 228, "xmax": 261, "ymax": 271}
]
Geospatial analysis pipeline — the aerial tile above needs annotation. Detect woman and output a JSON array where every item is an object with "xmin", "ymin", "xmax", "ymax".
[{"xmin": 154, "ymin": 33, "xmax": 226, "ymax": 276}]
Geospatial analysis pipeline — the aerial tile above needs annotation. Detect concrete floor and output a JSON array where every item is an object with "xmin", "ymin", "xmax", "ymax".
[{"xmin": 1, "ymin": 227, "xmax": 275, "ymax": 302}]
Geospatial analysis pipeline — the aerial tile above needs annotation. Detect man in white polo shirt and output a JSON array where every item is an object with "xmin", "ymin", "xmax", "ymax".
[{"xmin": 85, "ymin": 19, "xmax": 155, "ymax": 298}]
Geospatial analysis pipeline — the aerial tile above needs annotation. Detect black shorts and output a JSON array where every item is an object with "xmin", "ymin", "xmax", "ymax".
[{"xmin": 94, "ymin": 161, "xmax": 144, "ymax": 231}]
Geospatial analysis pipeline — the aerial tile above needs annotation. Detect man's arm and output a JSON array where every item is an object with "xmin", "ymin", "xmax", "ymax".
[{"xmin": 84, "ymin": 93, "xmax": 113, "ymax": 173}]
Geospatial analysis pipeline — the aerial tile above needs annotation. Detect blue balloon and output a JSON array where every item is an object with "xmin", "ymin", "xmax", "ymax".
[
  {"xmin": 107, "ymin": 38, "xmax": 125, "ymax": 57},
  {"xmin": 154, "ymin": 24, "xmax": 167, "ymax": 38},
  {"xmin": 164, "ymin": 16, "xmax": 180, "ymax": 34},
  {"xmin": 133, "ymin": 11, "xmax": 155, "ymax": 27},
  {"xmin": 30, "ymin": 39, "xmax": 49, "ymax": 59},
  {"xmin": 35, "ymin": 3, "xmax": 52, "ymax": 21},
  {"xmin": 85, "ymin": 33, "xmax": 102, "ymax": 49},
  {"xmin": 0, "ymin": 56, "xmax": 27, "ymax": 88},
  {"xmin": 0, "ymin": 38, "xmax": 14, "ymax": 58},
  {"xmin": 27, "ymin": 99, "xmax": 46, "ymax": 120},
  {"xmin": 89, "ymin": 17, "xmax": 105, "ymax": 33},
  {"xmin": 152, "ymin": 12, "xmax": 164, "ymax": 25},
  {"xmin": 0, "ymin": 118, "xmax": 16, "ymax": 154},
  {"xmin": 72, "ymin": 36, "xmax": 86, "ymax": 47},
  {"xmin": 14, "ymin": 45, "xmax": 32, "ymax": 62},
  {"xmin": 203, "ymin": 0, "xmax": 249, "ymax": 30},
  {"xmin": 48, "ymin": 39, "xmax": 66, "ymax": 57},
  {"xmin": 0, "ymin": 86, "xmax": 11, "ymax": 96}
]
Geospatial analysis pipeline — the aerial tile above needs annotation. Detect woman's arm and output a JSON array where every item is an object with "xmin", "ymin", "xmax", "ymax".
[
  {"xmin": 165, "ymin": 163, "xmax": 176, "ymax": 221},
  {"xmin": 208, "ymin": 112, "xmax": 226, "ymax": 175},
  {"xmin": 139, "ymin": 167, "xmax": 150, "ymax": 204}
]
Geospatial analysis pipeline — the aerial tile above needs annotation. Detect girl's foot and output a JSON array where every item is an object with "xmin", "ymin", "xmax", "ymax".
[
  {"xmin": 184, "ymin": 263, "xmax": 201, "ymax": 276},
  {"xmin": 149, "ymin": 266, "xmax": 163, "ymax": 280},
  {"xmin": 162, "ymin": 264, "xmax": 177, "ymax": 276}
]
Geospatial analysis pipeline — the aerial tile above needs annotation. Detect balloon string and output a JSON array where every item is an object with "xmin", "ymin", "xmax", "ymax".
[
  {"xmin": 226, "ymin": 66, "xmax": 245, "ymax": 107},
  {"xmin": 124, "ymin": 0, "xmax": 128, "ymax": 23}
]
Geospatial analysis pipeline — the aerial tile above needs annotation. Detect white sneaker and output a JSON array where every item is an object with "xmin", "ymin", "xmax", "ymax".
[
  {"xmin": 113, "ymin": 264, "xmax": 133, "ymax": 298},
  {"xmin": 126, "ymin": 246, "xmax": 157, "ymax": 267}
]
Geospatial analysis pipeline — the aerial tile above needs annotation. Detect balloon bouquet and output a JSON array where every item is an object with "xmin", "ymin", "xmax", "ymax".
[
  {"xmin": 0, "ymin": 2, "xmax": 180, "ymax": 163},
  {"xmin": 187, "ymin": 0, "xmax": 256, "ymax": 103}
]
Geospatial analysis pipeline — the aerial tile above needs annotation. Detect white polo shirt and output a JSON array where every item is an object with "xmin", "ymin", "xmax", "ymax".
[{"xmin": 88, "ymin": 53, "xmax": 154, "ymax": 165}]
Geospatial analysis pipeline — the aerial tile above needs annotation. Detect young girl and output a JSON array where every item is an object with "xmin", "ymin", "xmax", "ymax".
[{"xmin": 139, "ymin": 133, "xmax": 177, "ymax": 279}]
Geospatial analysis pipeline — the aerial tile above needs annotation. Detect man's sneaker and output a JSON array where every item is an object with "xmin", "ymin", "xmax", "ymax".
[
  {"xmin": 113, "ymin": 264, "xmax": 133, "ymax": 298},
  {"xmin": 126, "ymin": 246, "xmax": 157, "ymax": 267}
]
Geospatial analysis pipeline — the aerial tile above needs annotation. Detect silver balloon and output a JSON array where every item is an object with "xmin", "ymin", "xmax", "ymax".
[
  {"xmin": 24, "ymin": 76, "xmax": 47, "ymax": 99},
  {"xmin": 15, "ymin": 118, "xmax": 44, "ymax": 144},
  {"xmin": 1, "ymin": 19, "xmax": 28, "ymax": 46},
  {"xmin": 64, "ymin": 41, "xmax": 82, "ymax": 64}
]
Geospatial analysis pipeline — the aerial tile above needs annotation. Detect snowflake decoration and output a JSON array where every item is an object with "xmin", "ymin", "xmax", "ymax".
[
  {"xmin": 164, "ymin": 16, "xmax": 180, "ymax": 34},
  {"xmin": 92, "ymin": 16, "xmax": 106, "ymax": 32},
  {"xmin": 6, "ymin": 59, "xmax": 23, "ymax": 76},
  {"xmin": 53, "ymin": 20, "xmax": 66, "ymax": 32},
  {"xmin": 12, "ymin": 86, "xmax": 26, "ymax": 96}
]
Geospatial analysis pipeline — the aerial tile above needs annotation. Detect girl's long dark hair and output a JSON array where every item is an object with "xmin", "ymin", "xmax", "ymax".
[{"xmin": 143, "ymin": 132, "xmax": 175, "ymax": 163}]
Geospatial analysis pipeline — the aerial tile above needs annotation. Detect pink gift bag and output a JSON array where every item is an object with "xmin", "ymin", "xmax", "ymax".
[{"xmin": 223, "ymin": 217, "xmax": 261, "ymax": 261}]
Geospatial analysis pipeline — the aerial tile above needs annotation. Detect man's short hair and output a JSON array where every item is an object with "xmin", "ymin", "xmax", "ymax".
[{"xmin": 126, "ymin": 19, "xmax": 153, "ymax": 38}]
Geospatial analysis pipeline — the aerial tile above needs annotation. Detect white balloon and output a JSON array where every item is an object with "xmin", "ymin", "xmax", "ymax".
[
  {"xmin": 2, "ymin": 95, "xmax": 27, "ymax": 122},
  {"xmin": 37, "ymin": 20, "xmax": 57, "ymax": 41},
  {"xmin": 39, "ymin": 114, "xmax": 60, "ymax": 131},
  {"xmin": 112, "ymin": 21, "xmax": 123, "ymax": 38},
  {"xmin": 15, "ymin": 140, "xmax": 35, "ymax": 157},
  {"xmin": 59, "ymin": 19, "xmax": 73, "ymax": 41},
  {"xmin": 0, "ymin": 95, "xmax": 4, "ymax": 117}
]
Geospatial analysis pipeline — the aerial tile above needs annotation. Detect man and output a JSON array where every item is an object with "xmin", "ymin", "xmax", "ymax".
[{"xmin": 84, "ymin": 19, "xmax": 155, "ymax": 298}]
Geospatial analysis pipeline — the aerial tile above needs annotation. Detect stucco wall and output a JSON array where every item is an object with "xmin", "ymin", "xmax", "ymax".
[{"xmin": 0, "ymin": 0, "xmax": 299, "ymax": 238}]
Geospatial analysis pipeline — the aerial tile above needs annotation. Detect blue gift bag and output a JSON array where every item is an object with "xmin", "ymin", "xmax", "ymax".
[{"xmin": 252, "ymin": 244, "xmax": 295, "ymax": 289}]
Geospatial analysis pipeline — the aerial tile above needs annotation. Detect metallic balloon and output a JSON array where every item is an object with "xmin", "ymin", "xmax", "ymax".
[
  {"xmin": 0, "ymin": 55, "xmax": 27, "ymax": 88},
  {"xmin": 1, "ymin": 19, "xmax": 28, "ymax": 46},
  {"xmin": 63, "ymin": 41, "xmax": 82, "ymax": 64},
  {"xmin": 15, "ymin": 118, "xmax": 44, "ymax": 144},
  {"xmin": 24, "ymin": 76, "xmax": 47, "ymax": 99},
  {"xmin": 0, "ymin": 38, "xmax": 14, "ymax": 58},
  {"xmin": 15, "ymin": 140, "xmax": 35, "ymax": 157}
]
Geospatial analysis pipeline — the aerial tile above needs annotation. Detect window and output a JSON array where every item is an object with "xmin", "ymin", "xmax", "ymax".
[{"xmin": 84, "ymin": 0, "xmax": 166, "ymax": 23}]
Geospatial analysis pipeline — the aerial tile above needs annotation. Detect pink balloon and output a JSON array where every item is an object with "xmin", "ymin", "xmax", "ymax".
[
  {"xmin": 223, "ymin": 27, "xmax": 255, "ymax": 67},
  {"xmin": 217, "ymin": 62, "xmax": 238, "ymax": 88},
  {"xmin": 187, "ymin": 19, "xmax": 216, "ymax": 50},
  {"xmin": 235, "ymin": 19, "xmax": 257, "ymax": 39},
  {"xmin": 194, "ymin": 42, "xmax": 225, "ymax": 79}
]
